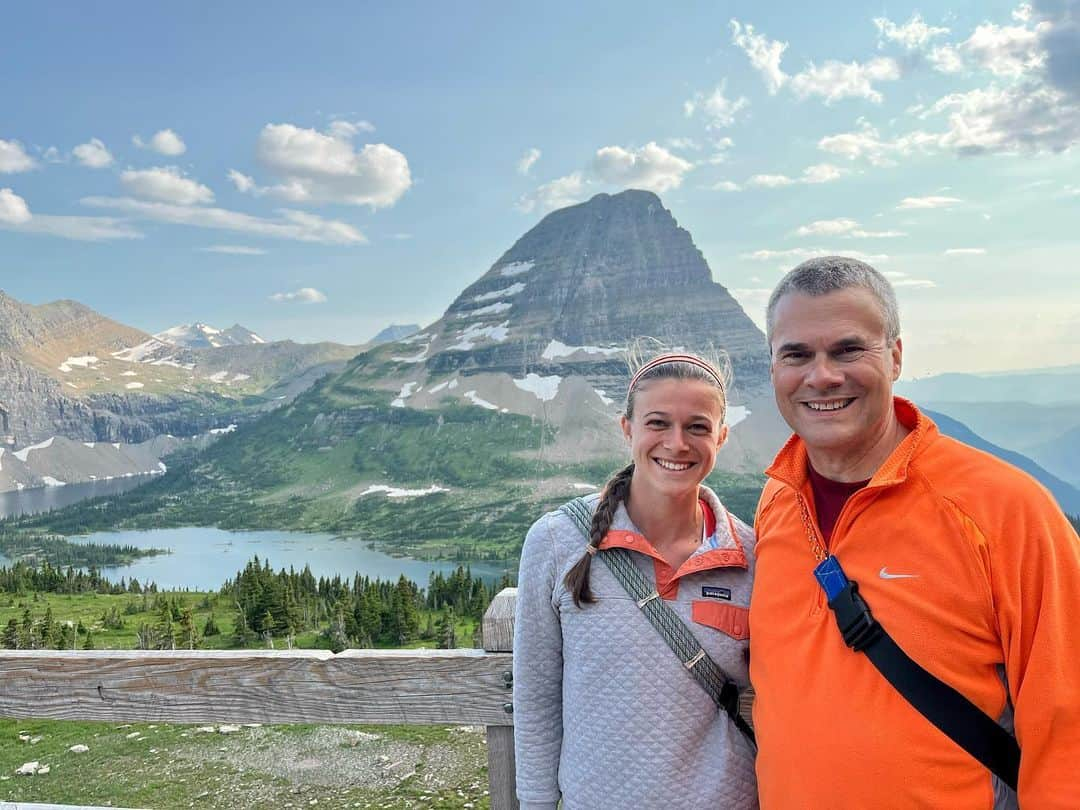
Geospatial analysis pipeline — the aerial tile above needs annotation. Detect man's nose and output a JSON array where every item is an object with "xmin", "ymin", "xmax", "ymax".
[{"xmin": 805, "ymin": 355, "xmax": 844, "ymax": 388}]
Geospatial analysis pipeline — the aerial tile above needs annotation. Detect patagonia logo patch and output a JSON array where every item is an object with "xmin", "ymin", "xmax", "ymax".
[{"xmin": 701, "ymin": 586, "xmax": 731, "ymax": 601}]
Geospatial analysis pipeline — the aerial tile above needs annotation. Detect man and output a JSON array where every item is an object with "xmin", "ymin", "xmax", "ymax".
[{"xmin": 750, "ymin": 256, "xmax": 1080, "ymax": 808}]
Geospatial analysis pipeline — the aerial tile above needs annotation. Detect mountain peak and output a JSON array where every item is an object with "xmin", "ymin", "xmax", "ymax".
[
  {"xmin": 377, "ymin": 191, "xmax": 768, "ymax": 394},
  {"xmin": 155, "ymin": 322, "xmax": 265, "ymax": 349}
]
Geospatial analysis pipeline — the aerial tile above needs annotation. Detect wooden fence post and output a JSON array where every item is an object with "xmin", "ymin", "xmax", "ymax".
[{"xmin": 482, "ymin": 587, "xmax": 518, "ymax": 810}]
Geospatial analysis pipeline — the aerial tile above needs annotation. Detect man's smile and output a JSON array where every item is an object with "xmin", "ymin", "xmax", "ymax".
[{"xmin": 802, "ymin": 398, "xmax": 855, "ymax": 412}]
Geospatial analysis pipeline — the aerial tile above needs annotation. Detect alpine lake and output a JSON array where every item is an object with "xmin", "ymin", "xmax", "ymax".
[{"xmin": 0, "ymin": 477, "xmax": 514, "ymax": 589}]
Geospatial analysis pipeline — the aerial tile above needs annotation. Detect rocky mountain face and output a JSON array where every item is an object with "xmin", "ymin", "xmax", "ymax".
[
  {"xmin": 341, "ymin": 190, "xmax": 786, "ymax": 471},
  {"xmin": 367, "ymin": 190, "xmax": 769, "ymax": 396},
  {"xmin": 0, "ymin": 291, "xmax": 361, "ymax": 490},
  {"xmin": 370, "ymin": 324, "xmax": 420, "ymax": 345}
]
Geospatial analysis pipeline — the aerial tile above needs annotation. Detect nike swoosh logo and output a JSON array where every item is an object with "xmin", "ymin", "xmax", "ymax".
[{"xmin": 879, "ymin": 567, "xmax": 919, "ymax": 580}]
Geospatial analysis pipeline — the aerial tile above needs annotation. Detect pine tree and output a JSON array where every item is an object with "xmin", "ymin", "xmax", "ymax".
[
  {"xmin": 179, "ymin": 607, "xmax": 201, "ymax": 650},
  {"xmin": 82, "ymin": 630, "xmax": 95, "ymax": 650},
  {"xmin": 2, "ymin": 618, "xmax": 18, "ymax": 649},
  {"xmin": 435, "ymin": 607, "xmax": 457, "ymax": 649},
  {"xmin": 202, "ymin": 612, "xmax": 221, "ymax": 637},
  {"xmin": 155, "ymin": 601, "xmax": 175, "ymax": 650}
]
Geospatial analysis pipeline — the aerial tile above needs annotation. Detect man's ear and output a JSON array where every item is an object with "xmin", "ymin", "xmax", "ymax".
[{"xmin": 891, "ymin": 336, "xmax": 903, "ymax": 381}]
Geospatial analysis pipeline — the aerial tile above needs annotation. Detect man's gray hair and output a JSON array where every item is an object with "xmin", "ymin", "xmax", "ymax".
[{"xmin": 765, "ymin": 256, "xmax": 900, "ymax": 343}]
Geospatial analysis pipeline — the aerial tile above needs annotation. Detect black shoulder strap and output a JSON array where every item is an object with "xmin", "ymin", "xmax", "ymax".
[
  {"xmin": 824, "ymin": 566, "xmax": 1020, "ymax": 791},
  {"xmin": 559, "ymin": 497, "xmax": 756, "ymax": 747}
]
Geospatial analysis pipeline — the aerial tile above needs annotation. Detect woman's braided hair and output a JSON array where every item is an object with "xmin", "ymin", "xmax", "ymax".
[{"xmin": 563, "ymin": 342, "xmax": 731, "ymax": 607}]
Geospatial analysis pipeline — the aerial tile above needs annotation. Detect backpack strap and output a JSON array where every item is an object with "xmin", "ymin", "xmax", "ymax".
[
  {"xmin": 815, "ymin": 554, "xmax": 1020, "ymax": 791},
  {"xmin": 558, "ymin": 497, "xmax": 755, "ymax": 747}
]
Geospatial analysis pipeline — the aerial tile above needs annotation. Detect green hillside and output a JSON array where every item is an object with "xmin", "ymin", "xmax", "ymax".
[{"xmin": 17, "ymin": 366, "xmax": 765, "ymax": 560}]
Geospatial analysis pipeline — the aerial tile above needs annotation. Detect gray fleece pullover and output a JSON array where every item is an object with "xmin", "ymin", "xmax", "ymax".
[{"xmin": 513, "ymin": 488, "xmax": 758, "ymax": 810}]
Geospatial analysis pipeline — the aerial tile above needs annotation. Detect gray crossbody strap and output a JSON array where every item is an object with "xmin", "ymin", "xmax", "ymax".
[{"xmin": 558, "ymin": 497, "xmax": 755, "ymax": 745}]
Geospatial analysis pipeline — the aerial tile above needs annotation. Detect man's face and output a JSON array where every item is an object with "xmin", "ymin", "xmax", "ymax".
[{"xmin": 769, "ymin": 287, "xmax": 902, "ymax": 465}]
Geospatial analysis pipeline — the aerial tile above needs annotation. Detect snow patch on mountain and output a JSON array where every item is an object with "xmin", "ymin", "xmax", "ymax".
[
  {"xmin": 725, "ymin": 405, "xmax": 750, "ymax": 428},
  {"xmin": 541, "ymin": 340, "xmax": 622, "ymax": 361},
  {"xmin": 459, "ymin": 302, "xmax": 512, "ymax": 318},
  {"xmin": 41, "ymin": 476, "xmax": 66, "ymax": 487},
  {"xmin": 14, "ymin": 438, "xmax": 54, "ymax": 462},
  {"xmin": 360, "ymin": 484, "xmax": 449, "ymax": 499},
  {"xmin": 125, "ymin": 382, "xmax": 145, "ymax": 389},
  {"xmin": 473, "ymin": 283, "xmax": 526, "ymax": 303},
  {"xmin": 112, "ymin": 339, "xmax": 171, "ymax": 363},
  {"xmin": 210, "ymin": 424, "xmax": 237, "ymax": 435},
  {"xmin": 428, "ymin": 378, "xmax": 457, "ymax": 394},
  {"xmin": 464, "ymin": 390, "xmax": 499, "ymax": 410},
  {"xmin": 448, "ymin": 321, "xmax": 510, "ymax": 351},
  {"xmin": 498, "ymin": 261, "xmax": 534, "ymax": 277},
  {"xmin": 594, "ymin": 389, "xmax": 615, "ymax": 406},
  {"xmin": 513, "ymin": 373, "xmax": 561, "ymax": 402},
  {"xmin": 391, "ymin": 382, "xmax": 420, "ymax": 408},
  {"xmin": 58, "ymin": 356, "xmax": 99, "ymax": 373}
]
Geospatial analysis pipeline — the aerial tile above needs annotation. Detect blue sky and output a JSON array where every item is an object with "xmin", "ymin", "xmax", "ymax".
[{"xmin": 2, "ymin": 0, "xmax": 1077, "ymax": 377}]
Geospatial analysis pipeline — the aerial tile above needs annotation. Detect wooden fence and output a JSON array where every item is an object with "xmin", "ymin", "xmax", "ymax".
[{"xmin": 0, "ymin": 587, "xmax": 521, "ymax": 810}]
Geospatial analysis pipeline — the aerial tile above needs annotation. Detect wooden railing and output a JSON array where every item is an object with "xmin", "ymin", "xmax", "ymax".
[{"xmin": 0, "ymin": 587, "xmax": 521, "ymax": 810}]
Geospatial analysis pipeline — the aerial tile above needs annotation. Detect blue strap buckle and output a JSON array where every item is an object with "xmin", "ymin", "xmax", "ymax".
[{"xmin": 814, "ymin": 556, "xmax": 883, "ymax": 652}]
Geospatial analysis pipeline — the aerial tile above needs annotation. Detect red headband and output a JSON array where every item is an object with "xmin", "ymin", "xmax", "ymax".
[{"xmin": 628, "ymin": 353, "xmax": 725, "ymax": 393}]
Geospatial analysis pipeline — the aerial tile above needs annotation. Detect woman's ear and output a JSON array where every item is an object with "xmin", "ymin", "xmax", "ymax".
[
  {"xmin": 716, "ymin": 423, "xmax": 729, "ymax": 450},
  {"xmin": 620, "ymin": 414, "xmax": 632, "ymax": 443}
]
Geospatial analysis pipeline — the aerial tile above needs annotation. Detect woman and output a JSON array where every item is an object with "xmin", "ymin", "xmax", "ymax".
[{"xmin": 513, "ymin": 350, "xmax": 758, "ymax": 810}]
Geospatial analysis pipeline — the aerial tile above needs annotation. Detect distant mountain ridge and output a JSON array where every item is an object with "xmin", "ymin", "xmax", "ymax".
[
  {"xmin": 926, "ymin": 409, "xmax": 1080, "ymax": 515},
  {"xmin": 155, "ymin": 322, "xmax": 266, "ymax": 349},
  {"xmin": 369, "ymin": 324, "xmax": 420, "ymax": 345}
]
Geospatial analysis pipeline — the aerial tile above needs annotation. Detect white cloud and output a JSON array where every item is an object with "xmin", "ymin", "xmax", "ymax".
[
  {"xmin": 22, "ymin": 216, "xmax": 142, "ymax": 240},
  {"xmin": 747, "ymin": 163, "xmax": 847, "ymax": 188},
  {"xmin": 788, "ymin": 57, "xmax": 901, "ymax": 104},
  {"xmin": 885, "ymin": 270, "xmax": 937, "ymax": 288},
  {"xmin": 667, "ymin": 137, "xmax": 701, "ymax": 151},
  {"xmin": 82, "ymin": 196, "xmax": 367, "ymax": 244},
  {"xmin": 0, "ymin": 139, "xmax": 37, "ymax": 173},
  {"xmin": 516, "ymin": 172, "xmax": 587, "ymax": 213},
  {"xmin": 269, "ymin": 287, "xmax": 327, "ymax": 303},
  {"xmin": 897, "ymin": 195, "xmax": 963, "ymax": 209},
  {"xmin": 818, "ymin": 121, "xmax": 938, "ymax": 166},
  {"xmin": 227, "ymin": 169, "xmax": 256, "ymax": 192},
  {"xmin": 963, "ymin": 21, "xmax": 1048, "ymax": 77},
  {"xmin": 517, "ymin": 147, "xmax": 541, "ymax": 175},
  {"xmin": 711, "ymin": 180, "xmax": 742, "ymax": 192},
  {"xmin": 742, "ymin": 247, "xmax": 891, "ymax": 265},
  {"xmin": 0, "ymin": 186, "xmax": 141, "ymax": 241},
  {"xmin": 199, "ymin": 245, "xmax": 267, "ymax": 255},
  {"xmin": 327, "ymin": 119, "xmax": 375, "ymax": 138},
  {"xmin": 134, "ymin": 129, "xmax": 187, "ymax": 156},
  {"xmin": 0, "ymin": 188, "xmax": 32, "ymax": 224},
  {"xmin": 874, "ymin": 13, "xmax": 950, "ymax": 50},
  {"xmin": 730, "ymin": 19, "xmax": 899, "ymax": 103},
  {"xmin": 0, "ymin": 190, "xmax": 141, "ymax": 241},
  {"xmin": 944, "ymin": 247, "xmax": 987, "ymax": 255},
  {"xmin": 747, "ymin": 173, "xmax": 794, "ymax": 188},
  {"xmin": 929, "ymin": 45, "xmax": 965, "ymax": 73},
  {"xmin": 730, "ymin": 19, "xmax": 789, "ymax": 94},
  {"xmin": 120, "ymin": 166, "xmax": 215, "ymax": 205},
  {"xmin": 250, "ymin": 122, "xmax": 411, "ymax": 208},
  {"xmin": 801, "ymin": 162, "xmax": 845, "ymax": 183},
  {"xmin": 793, "ymin": 218, "xmax": 905, "ymax": 238},
  {"xmin": 72, "ymin": 138, "xmax": 114, "ymax": 169},
  {"xmin": 590, "ymin": 142, "xmax": 693, "ymax": 193},
  {"xmin": 685, "ymin": 81, "xmax": 750, "ymax": 128},
  {"xmin": 925, "ymin": 82, "xmax": 1079, "ymax": 154},
  {"xmin": 41, "ymin": 146, "xmax": 63, "ymax": 163}
]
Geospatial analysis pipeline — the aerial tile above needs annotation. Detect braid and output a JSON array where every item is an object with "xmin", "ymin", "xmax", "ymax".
[{"xmin": 564, "ymin": 463, "xmax": 635, "ymax": 607}]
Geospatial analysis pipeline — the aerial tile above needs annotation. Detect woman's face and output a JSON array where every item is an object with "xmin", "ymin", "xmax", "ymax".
[{"xmin": 620, "ymin": 377, "xmax": 728, "ymax": 499}]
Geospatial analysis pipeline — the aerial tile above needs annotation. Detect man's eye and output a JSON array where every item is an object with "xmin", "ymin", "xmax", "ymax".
[
  {"xmin": 781, "ymin": 352, "xmax": 808, "ymax": 363},
  {"xmin": 836, "ymin": 346, "xmax": 865, "ymax": 360}
]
